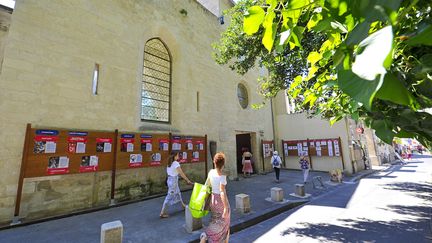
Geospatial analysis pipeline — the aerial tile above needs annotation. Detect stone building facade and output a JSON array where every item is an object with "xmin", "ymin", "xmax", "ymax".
[{"xmin": 0, "ymin": 0, "xmax": 275, "ymax": 224}]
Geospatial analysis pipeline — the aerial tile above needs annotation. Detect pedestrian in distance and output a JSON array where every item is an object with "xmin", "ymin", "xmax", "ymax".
[
  {"xmin": 159, "ymin": 152, "xmax": 193, "ymax": 218},
  {"xmin": 299, "ymin": 152, "xmax": 310, "ymax": 184},
  {"xmin": 271, "ymin": 151, "xmax": 282, "ymax": 183},
  {"xmin": 241, "ymin": 148, "xmax": 253, "ymax": 177},
  {"xmin": 200, "ymin": 152, "xmax": 230, "ymax": 243}
]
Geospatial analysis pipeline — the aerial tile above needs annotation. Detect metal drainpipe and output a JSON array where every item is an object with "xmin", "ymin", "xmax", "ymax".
[
  {"xmin": 344, "ymin": 117, "xmax": 356, "ymax": 174},
  {"xmin": 270, "ymin": 98, "xmax": 276, "ymax": 151}
]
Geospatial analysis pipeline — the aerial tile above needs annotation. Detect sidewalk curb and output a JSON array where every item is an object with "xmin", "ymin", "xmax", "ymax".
[{"xmin": 188, "ymin": 200, "xmax": 307, "ymax": 243}]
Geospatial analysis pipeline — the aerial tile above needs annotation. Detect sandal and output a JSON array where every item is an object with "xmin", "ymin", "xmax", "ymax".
[
  {"xmin": 159, "ymin": 214, "xmax": 169, "ymax": 218},
  {"xmin": 200, "ymin": 232, "xmax": 207, "ymax": 241}
]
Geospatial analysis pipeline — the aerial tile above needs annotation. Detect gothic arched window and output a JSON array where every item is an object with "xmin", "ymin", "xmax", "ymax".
[{"xmin": 141, "ymin": 38, "xmax": 171, "ymax": 122}]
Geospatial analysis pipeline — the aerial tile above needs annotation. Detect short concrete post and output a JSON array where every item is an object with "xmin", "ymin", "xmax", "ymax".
[
  {"xmin": 185, "ymin": 205, "xmax": 202, "ymax": 233},
  {"xmin": 271, "ymin": 187, "xmax": 284, "ymax": 202},
  {"xmin": 101, "ymin": 220, "xmax": 123, "ymax": 243},
  {"xmin": 235, "ymin": 193, "xmax": 250, "ymax": 213},
  {"xmin": 295, "ymin": 184, "xmax": 305, "ymax": 197}
]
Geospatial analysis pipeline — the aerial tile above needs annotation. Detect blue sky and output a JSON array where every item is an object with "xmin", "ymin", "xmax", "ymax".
[{"xmin": 0, "ymin": 0, "xmax": 14, "ymax": 9}]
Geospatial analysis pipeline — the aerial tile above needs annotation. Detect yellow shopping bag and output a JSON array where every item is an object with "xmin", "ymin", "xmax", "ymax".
[{"xmin": 189, "ymin": 182, "xmax": 211, "ymax": 218}]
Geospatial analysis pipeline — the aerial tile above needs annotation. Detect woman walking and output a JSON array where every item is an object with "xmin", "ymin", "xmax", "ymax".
[
  {"xmin": 200, "ymin": 152, "xmax": 230, "ymax": 243},
  {"xmin": 299, "ymin": 152, "xmax": 310, "ymax": 184},
  {"xmin": 271, "ymin": 151, "xmax": 282, "ymax": 182},
  {"xmin": 241, "ymin": 148, "xmax": 253, "ymax": 177},
  {"xmin": 160, "ymin": 152, "xmax": 193, "ymax": 218}
]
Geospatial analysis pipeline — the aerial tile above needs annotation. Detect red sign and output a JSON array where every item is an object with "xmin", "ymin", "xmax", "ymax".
[
  {"xmin": 47, "ymin": 168, "xmax": 69, "ymax": 175},
  {"xmin": 356, "ymin": 127, "xmax": 364, "ymax": 134}
]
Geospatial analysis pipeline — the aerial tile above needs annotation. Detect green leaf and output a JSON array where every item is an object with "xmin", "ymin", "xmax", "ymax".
[
  {"xmin": 266, "ymin": 0, "xmax": 277, "ymax": 9},
  {"xmin": 372, "ymin": 119, "xmax": 395, "ymax": 144},
  {"xmin": 307, "ymin": 51, "xmax": 322, "ymax": 66},
  {"xmin": 307, "ymin": 13, "xmax": 322, "ymax": 30},
  {"xmin": 282, "ymin": 9, "xmax": 302, "ymax": 25},
  {"xmin": 333, "ymin": 48, "xmax": 345, "ymax": 67},
  {"xmin": 330, "ymin": 21, "xmax": 348, "ymax": 33},
  {"xmin": 346, "ymin": 21, "xmax": 371, "ymax": 47},
  {"xmin": 352, "ymin": 26, "xmax": 393, "ymax": 81},
  {"xmin": 288, "ymin": 0, "xmax": 311, "ymax": 9},
  {"xmin": 243, "ymin": 6, "xmax": 265, "ymax": 35},
  {"xmin": 395, "ymin": 129, "xmax": 415, "ymax": 138},
  {"xmin": 338, "ymin": 69, "xmax": 383, "ymax": 110},
  {"xmin": 262, "ymin": 11, "xmax": 276, "ymax": 51},
  {"xmin": 375, "ymin": 73, "xmax": 417, "ymax": 108},
  {"xmin": 289, "ymin": 75, "xmax": 303, "ymax": 91},
  {"xmin": 406, "ymin": 24, "xmax": 432, "ymax": 46}
]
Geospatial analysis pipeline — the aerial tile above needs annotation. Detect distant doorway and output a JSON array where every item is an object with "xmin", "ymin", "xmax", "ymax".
[{"xmin": 236, "ymin": 133, "xmax": 252, "ymax": 174}]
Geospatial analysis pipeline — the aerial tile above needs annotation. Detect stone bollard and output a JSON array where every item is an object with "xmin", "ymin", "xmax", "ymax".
[
  {"xmin": 185, "ymin": 205, "xmax": 202, "ymax": 233},
  {"xmin": 101, "ymin": 220, "xmax": 123, "ymax": 243},
  {"xmin": 235, "ymin": 193, "xmax": 250, "ymax": 213},
  {"xmin": 271, "ymin": 187, "xmax": 284, "ymax": 202},
  {"xmin": 295, "ymin": 184, "xmax": 305, "ymax": 197}
]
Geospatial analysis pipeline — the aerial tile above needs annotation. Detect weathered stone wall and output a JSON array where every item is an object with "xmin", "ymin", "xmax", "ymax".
[{"xmin": 0, "ymin": 0, "xmax": 274, "ymax": 224}]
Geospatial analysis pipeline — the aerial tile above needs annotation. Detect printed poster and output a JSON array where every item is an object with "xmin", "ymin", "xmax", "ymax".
[
  {"xmin": 185, "ymin": 138, "xmax": 193, "ymax": 151},
  {"xmin": 194, "ymin": 140, "xmax": 204, "ymax": 150},
  {"xmin": 192, "ymin": 151, "xmax": 200, "ymax": 162},
  {"xmin": 297, "ymin": 143, "xmax": 303, "ymax": 156},
  {"xmin": 34, "ymin": 136, "xmax": 58, "ymax": 154},
  {"xmin": 334, "ymin": 139, "xmax": 340, "ymax": 156},
  {"xmin": 328, "ymin": 140, "xmax": 334, "ymax": 156},
  {"xmin": 120, "ymin": 134, "xmax": 135, "ymax": 152},
  {"xmin": 47, "ymin": 156, "xmax": 69, "ymax": 175},
  {"xmin": 179, "ymin": 151, "xmax": 188, "ymax": 163},
  {"xmin": 141, "ymin": 139, "xmax": 152, "ymax": 152},
  {"xmin": 172, "ymin": 136, "xmax": 182, "ymax": 151},
  {"xmin": 129, "ymin": 154, "xmax": 143, "ymax": 167},
  {"xmin": 80, "ymin": 155, "xmax": 98, "ymax": 172},
  {"xmin": 96, "ymin": 138, "xmax": 112, "ymax": 153},
  {"xmin": 284, "ymin": 143, "xmax": 288, "ymax": 156},
  {"xmin": 316, "ymin": 141, "xmax": 322, "ymax": 156},
  {"xmin": 159, "ymin": 139, "xmax": 169, "ymax": 151},
  {"xmin": 150, "ymin": 153, "xmax": 162, "ymax": 166},
  {"xmin": 68, "ymin": 136, "xmax": 87, "ymax": 154}
]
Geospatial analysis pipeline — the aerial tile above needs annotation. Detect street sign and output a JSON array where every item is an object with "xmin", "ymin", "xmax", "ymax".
[{"xmin": 356, "ymin": 127, "xmax": 364, "ymax": 134}]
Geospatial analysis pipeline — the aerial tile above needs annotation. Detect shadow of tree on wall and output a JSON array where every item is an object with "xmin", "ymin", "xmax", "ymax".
[{"xmin": 281, "ymin": 205, "xmax": 431, "ymax": 243}]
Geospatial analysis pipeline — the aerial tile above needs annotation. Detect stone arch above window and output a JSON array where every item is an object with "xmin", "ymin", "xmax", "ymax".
[{"xmin": 141, "ymin": 38, "xmax": 171, "ymax": 123}]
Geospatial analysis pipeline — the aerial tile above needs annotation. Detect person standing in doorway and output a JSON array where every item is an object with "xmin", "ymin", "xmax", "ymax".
[
  {"xmin": 271, "ymin": 151, "xmax": 282, "ymax": 182},
  {"xmin": 241, "ymin": 148, "xmax": 253, "ymax": 177},
  {"xmin": 299, "ymin": 152, "xmax": 310, "ymax": 184},
  {"xmin": 160, "ymin": 152, "xmax": 193, "ymax": 218}
]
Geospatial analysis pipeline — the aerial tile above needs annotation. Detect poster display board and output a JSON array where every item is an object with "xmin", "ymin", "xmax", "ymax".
[
  {"xmin": 262, "ymin": 140, "xmax": 274, "ymax": 158},
  {"xmin": 25, "ymin": 128, "xmax": 115, "ymax": 177},
  {"xmin": 171, "ymin": 135, "xmax": 206, "ymax": 164},
  {"xmin": 116, "ymin": 133, "xmax": 170, "ymax": 169},
  {"xmin": 283, "ymin": 138, "xmax": 341, "ymax": 157}
]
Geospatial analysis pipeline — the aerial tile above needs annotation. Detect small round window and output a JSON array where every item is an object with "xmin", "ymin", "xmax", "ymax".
[{"xmin": 237, "ymin": 83, "xmax": 248, "ymax": 109}]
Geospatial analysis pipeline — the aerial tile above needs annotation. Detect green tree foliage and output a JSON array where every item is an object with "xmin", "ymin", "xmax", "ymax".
[{"xmin": 213, "ymin": 0, "xmax": 432, "ymax": 148}]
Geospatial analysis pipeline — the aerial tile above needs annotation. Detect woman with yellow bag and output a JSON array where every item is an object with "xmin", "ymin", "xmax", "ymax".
[{"xmin": 200, "ymin": 152, "xmax": 230, "ymax": 243}]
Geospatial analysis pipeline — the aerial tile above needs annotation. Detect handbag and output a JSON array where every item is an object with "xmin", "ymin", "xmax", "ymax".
[{"xmin": 189, "ymin": 182, "xmax": 211, "ymax": 218}]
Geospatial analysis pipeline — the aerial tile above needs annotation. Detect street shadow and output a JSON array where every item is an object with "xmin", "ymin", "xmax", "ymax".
[
  {"xmin": 308, "ymin": 183, "xmax": 359, "ymax": 208},
  {"xmin": 412, "ymin": 154, "xmax": 432, "ymax": 159},
  {"xmin": 281, "ymin": 205, "xmax": 431, "ymax": 242},
  {"xmin": 383, "ymin": 182, "xmax": 432, "ymax": 201}
]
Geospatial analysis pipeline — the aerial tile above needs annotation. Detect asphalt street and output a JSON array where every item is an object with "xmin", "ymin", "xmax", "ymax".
[{"xmin": 230, "ymin": 154, "xmax": 432, "ymax": 243}]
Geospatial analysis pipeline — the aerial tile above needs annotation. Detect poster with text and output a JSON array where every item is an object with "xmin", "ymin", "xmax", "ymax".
[
  {"xmin": 159, "ymin": 139, "xmax": 169, "ymax": 151},
  {"xmin": 316, "ymin": 141, "xmax": 322, "ymax": 156},
  {"xmin": 47, "ymin": 156, "xmax": 69, "ymax": 175},
  {"xmin": 150, "ymin": 153, "xmax": 162, "ymax": 166},
  {"xmin": 284, "ymin": 143, "xmax": 288, "ymax": 156},
  {"xmin": 328, "ymin": 140, "xmax": 334, "ymax": 156},
  {"xmin": 334, "ymin": 139, "xmax": 340, "ymax": 156},
  {"xmin": 129, "ymin": 154, "xmax": 143, "ymax": 167},
  {"xmin": 195, "ymin": 140, "xmax": 204, "ymax": 150},
  {"xmin": 192, "ymin": 151, "xmax": 200, "ymax": 162},
  {"xmin": 120, "ymin": 134, "xmax": 135, "ymax": 152},
  {"xmin": 80, "ymin": 155, "xmax": 98, "ymax": 172},
  {"xmin": 297, "ymin": 143, "xmax": 303, "ymax": 156},
  {"xmin": 179, "ymin": 151, "xmax": 188, "ymax": 163},
  {"xmin": 141, "ymin": 139, "xmax": 152, "ymax": 152},
  {"xmin": 68, "ymin": 136, "xmax": 87, "ymax": 154},
  {"xmin": 172, "ymin": 136, "xmax": 182, "ymax": 151},
  {"xmin": 96, "ymin": 138, "xmax": 112, "ymax": 152},
  {"xmin": 34, "ymin": 136, "xmax": 58, "ymax": 154}
]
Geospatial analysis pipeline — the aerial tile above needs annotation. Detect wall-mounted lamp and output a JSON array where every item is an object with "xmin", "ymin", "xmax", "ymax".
[
  {"xmin": 218, "ymin": 15, "xmax": 224, "ymax": 25},
  {"xmin": 92, "ymin": 63, "xmax": 99, "ymax": 95}
]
